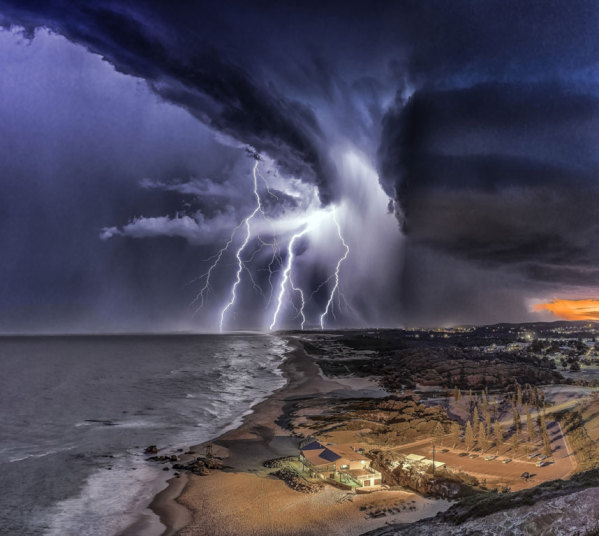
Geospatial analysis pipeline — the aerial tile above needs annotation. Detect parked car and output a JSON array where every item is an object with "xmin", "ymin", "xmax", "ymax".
[
  {"xmin": 528, "ymin": 453, "xmax": 539, "ymax": 459},
  {"xmin": 502, "ymin": 458, "xmax": 512, "ymax": 464},
  {"xmin": 458, "ymin": 452, "xmax": 468, "ymax": 457},
  {"xmin": 535, "ymin": 460, "xmax": 547, "ymax": 467},
  {"xmin": 484, "ymin": 455, "xmax": 497, "ymax": 461},
  {"xmin": 469, "ymin": 454, "xmax": 479, "ymax": 459},
  {"xmin": 441, "ymin": 449, "xmax": 449, "ymax": 453}
]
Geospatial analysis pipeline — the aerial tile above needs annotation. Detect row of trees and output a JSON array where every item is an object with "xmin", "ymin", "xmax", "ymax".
[
  {"xmin": 451, "ymin": 384, "xmax": 553, "ymax": 458},
  {"xmin": 453, "ymin": 381, "xmax": 547, "ymax": 411}
]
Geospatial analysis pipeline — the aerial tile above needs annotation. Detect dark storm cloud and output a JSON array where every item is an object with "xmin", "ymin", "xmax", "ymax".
[
  {"xmin": 379, "ymin": 82, "xmax": 599, "ymax": 286},
  {"xmin": 4, "ymin": 0, "xmax": 599, "ymax": 329},
  {"xmin": 0, "ymin": 0, "xmax": 333, "ymax": 201}
]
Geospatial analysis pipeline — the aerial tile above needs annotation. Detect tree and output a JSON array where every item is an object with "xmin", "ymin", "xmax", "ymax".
[
  {"xmin": 510, "ymin": 431, "xmax": 520, "ymax": 454},
  {"xmin": 485, "ymin": 410, "xmax": 492, "ymax": 436},
  {"xmin": 479, "ymin": 424, "xmax": 489, "ymax": 452},
  {"xmin": 433, "ymin": 421, "xmax": 445, "ymax": 445},
  {"xmin": 526, "ymin": 406, "xmax": 536, "ymax": 442},
  {"xmin": 494, "ymin": 420, "xmax": 504, "ymax": 448},
  {"xmin": 516, "ymin": 383, "xmax": 522, "ymax": 407},
  {"xmin": 543, "ymin": 435, "xmax": 552, "ymax": 458},
  {"xmin": 542, "ymin": 416, "xmax": 553, "ymax": 458},
  {"xmin": 465, "ymin": 421, "xmax": 475, "ymax": 451},
  {"xmin": 473, "ymin": 406, "xmax": 480, "ymax": 438},
  {"xmin": 539, "ymin": 410, "xmax": 547, "ymax": 433},
  {"xmin": 451, "ymin": 422, "xmax": 462, "ymax": 447},
  {"xmin": 512, "ymin": 405, "xmax": 521, "ymax": 433}
]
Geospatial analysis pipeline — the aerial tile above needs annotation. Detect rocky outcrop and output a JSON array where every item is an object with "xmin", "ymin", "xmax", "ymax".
[
  {"xmin": 363, "ymin": 486, "xmax": 599, "ymax": 535},
  {"xmin": 263, "ymin": 456, "xmax": 297, "ymax": 468},
  {"xmin": 271, "ymin": 468, "xmax": 324, "ymax": 493}
]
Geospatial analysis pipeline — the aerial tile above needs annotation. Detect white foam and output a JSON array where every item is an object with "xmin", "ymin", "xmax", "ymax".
[
  {"xmin": 7, "ymin": 445, "xmax": 75, "ymax": 463},
  {"xmin": 41, "ymin": 454, "xmax": 168, "ymax": 536}
]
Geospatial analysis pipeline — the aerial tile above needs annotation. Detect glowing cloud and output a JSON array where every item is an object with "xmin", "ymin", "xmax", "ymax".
[{"xmin": 532, "ymin": 299, "xmax": 599, "ymax": 320}]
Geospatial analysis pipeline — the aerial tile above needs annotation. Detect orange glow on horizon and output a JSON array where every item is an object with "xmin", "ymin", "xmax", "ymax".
[{"xmin": 533, "ymin": 299, "xmax": 599, "ymax": 321}]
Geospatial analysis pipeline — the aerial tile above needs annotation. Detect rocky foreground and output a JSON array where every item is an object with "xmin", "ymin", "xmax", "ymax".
[{"xmin": 364, "ymin": 471, "xmax": 599, "ymax": 536}]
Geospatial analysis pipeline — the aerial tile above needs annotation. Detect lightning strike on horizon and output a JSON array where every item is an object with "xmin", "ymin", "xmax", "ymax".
[
  {"xmin": 269, "ymin": 228, "xmax": 309, "ymax": 331},
  {"xmin": 256, "ymin": 234, "xmax": 283, "ymax": 304},
  {"xmin": 307, "ymin": 273, "xmax": 335, "ymax": 303},
  {"xmin": 289, "ymin": 269, "xmax": 306, "ymax": 329},
  {"xmin": 191, "ymin": 221, "xmax": 243, "ymax": 311},
  {"xmin": 255, "ymin": 168, "xmax": 284, "ymax": 305},
  {"xmin": 320, "ymin": 210, "xmax": 350, "ymax": 330},
  {"xmin": 219, "ymin": 160, "xmax": 263, "ymax": 332}
]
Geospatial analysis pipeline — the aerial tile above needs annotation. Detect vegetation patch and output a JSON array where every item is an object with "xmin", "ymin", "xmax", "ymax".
[
  {"xmin": 556, "ymin": 409, "xmax": 599, "ymax": 472},
  {"xmin": 301, "ymin": 396, "xmax": 454, "ymax": 446}
]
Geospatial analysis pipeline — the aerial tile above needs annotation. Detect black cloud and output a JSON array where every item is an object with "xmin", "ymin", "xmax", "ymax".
[
  {"xmin": 4, "ymin": 0, "xmax": 599, "ymax": 328},
  {"xmin": 0, "ymin": 1, "xmax": 334, "ymax": 201},
  {"xmin": 379, "ymin": 83, "xmax": 599, "ymax": 286}
]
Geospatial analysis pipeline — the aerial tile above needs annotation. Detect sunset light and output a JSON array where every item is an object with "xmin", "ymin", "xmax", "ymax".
[{"xmin": 533, "ymin": 299, "xmax": 599, "ymax": 320}]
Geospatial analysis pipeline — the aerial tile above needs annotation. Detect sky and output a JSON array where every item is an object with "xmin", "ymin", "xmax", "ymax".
[{"xmin": 2, "ymin": 1, "xmax": 599, "ymax": 332}]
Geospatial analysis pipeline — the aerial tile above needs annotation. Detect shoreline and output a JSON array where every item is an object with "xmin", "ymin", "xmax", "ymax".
[
  {"xmin": 148, "ymin": 335, "xmax": 312, "ymax": 535},
  {"xmin": 139, "ymin": 337, "xmax": 304, "ymax": 536},
  {"xmin": 119, "ymin": 334, "xmax": 290, "ymax": 536},
  {"xmin": 150, "ymin": 335, "xmax": 447, "ymax": 536}
]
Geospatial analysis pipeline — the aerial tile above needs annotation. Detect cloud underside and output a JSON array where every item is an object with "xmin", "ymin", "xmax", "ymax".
[
  {"xmin": 0, "ymin": 2, "xmax": 334, "ymax": 202},
  {"xmin": 379, "ymin": 83, "xmax": 599, "ymax": 286},
  {"xmin": 5, "ymin": 0, "xmax": 599, "ymax": 328},
  {"xmin": 4, "ymin": 2, "xmax": 599, "ymax": 288}
]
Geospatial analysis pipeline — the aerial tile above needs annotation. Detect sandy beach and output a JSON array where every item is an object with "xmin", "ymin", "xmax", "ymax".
[{"xmin": 150, "ymin": 336, "xmax": 449, "ymax": 536}]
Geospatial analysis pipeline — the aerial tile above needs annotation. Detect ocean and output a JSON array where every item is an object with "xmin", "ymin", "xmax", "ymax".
[{"xmin": 0, "ymin": 334, "xmax": 288, "ymax": 536}]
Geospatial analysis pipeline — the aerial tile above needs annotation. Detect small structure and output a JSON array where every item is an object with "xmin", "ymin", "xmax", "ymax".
[
  {"xmin": 299, "ymin": 441, "xmax": 382, "ymax": 488},
  {"xmin": 402, "ymin": 453, "xmax": 446, "ymax": 472}
]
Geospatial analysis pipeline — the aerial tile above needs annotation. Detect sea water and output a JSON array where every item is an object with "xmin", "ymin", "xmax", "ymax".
[{"xmin": 0, "ymin": 334, "xmax": 287, "ymax": 535}]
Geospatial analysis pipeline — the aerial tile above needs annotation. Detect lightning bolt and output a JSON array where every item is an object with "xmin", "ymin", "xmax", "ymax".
[
  {"xmin": 219, "ymin": 160, "xmax": 262, "ymax": 332},
  {"xmin": 289, "ymin": 259, "xmax": 307, "ymax": 330},
  {"xmin": 269, "ymin": 228, "xmax": 308, "ymax": 331},
  {"xmin": 191, "ymin": 221, "xmax": 243, "ymax": 311},
  {"xmin": 255, "ymin": 166, "xmax": 284, "ymax": 305},
  {"xmin": 320, "ymin": 209, "xmax": 349, "ymax": 330}
]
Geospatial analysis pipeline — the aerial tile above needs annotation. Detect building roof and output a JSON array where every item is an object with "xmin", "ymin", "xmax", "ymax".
[
  {"xmin": 329, "ymin": 444, "xmax": 369, "ymax": 462},
  {"xmin": 348, "ymin": 467, "xmax": 381, "ymax": 479},
  {"xmin": 319, "ymin": 448, "xmax": 342, "ymax": 462},
  {"xmin": 302, "ymin": 447, "xmax": 341, "ymax": 467},
  {"xmin": 301, "ymin": 443, "xmax": 369, "ymax": 468},
  {"xmin": 405, "ymin": 454, "xmax": 426, "ymax": 462},
  {"xmin": 302, "ymin": 440, "xmax": 325, "ymax": 451}
]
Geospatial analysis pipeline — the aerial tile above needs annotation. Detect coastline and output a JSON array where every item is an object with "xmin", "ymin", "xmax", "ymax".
[
  {"xmin": 150, "ymin": 335, "xmax": 448, "ymax": 536},
  {"xmin": 147, "ymin": 335, "xmax": 312, "ymax": 535},
  {"xmin": 118, "ymin": 334, "xmax": 290, "ymax": 536}
]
